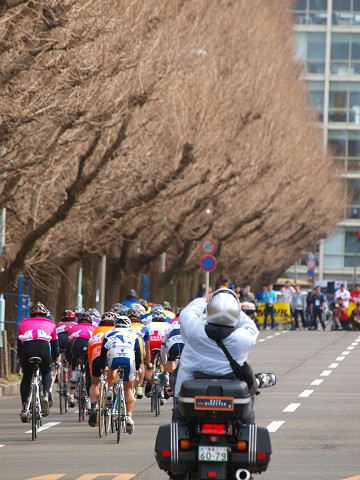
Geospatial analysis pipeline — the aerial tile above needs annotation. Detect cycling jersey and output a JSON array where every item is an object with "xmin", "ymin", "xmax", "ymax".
[
  {"xmin": 18, "ymin": 316, "xmax": 58, "ymax": 344},
  {"xmin": 56, "ymin": 321, "xmax": 77, "ymax": 349},
  {"xmin": 160, "ymin": 321, "xmax": 184, "ymax": 364},
  {"xmin": 147, "ymin": 321, "xmax": 171, "ymax": 361},
  {"xmin": 130, "ymin": 322, "xmax": 149, "ymax": 359},
  {"xmin": 100, "ymin": 328, "xmax": 141, "ymax": 382},
  {"xmin": 88, "ymin": 325, "xmax": 114, "ymax": 375},
  {"xmin": 68, "ymin": 323, "xmax": 95, "ymax": 343}
]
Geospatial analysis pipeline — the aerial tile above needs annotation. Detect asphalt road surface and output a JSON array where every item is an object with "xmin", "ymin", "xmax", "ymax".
[{"xmin": 1, "ymin": 329, "xmax": 359, "ymax": 480}]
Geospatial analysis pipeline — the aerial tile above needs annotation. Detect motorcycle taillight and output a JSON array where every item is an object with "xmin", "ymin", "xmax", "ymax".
[{"xmin": 201, "ymin": 424, "xmax": 226, "ymax": 435}]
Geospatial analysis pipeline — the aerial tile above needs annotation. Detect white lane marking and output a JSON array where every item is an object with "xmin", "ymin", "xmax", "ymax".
[
  {"xmin": 266, "ymin": 336, "xmax": 274, "ymax": 339},
  {"xmin": 0, "ymin": 445, "xmax": 4, "ymax": 448},
  {"xmin": 328, "ymin": 363, "xmax": 339, "ymax": 368},
  {"xmin": 320, "ymin": 370, "xmax": 332, "ymax": 376},
  {"xmin": 275, "ymin": 333, "xmax": 282, "ymax": 336},
  {"xmin": 311, "ymin": 379, "xmax": 324, "ymax": 385},
  {"xmin": 299, "ymin": 390, "xmax": 314, "ymax": 398},
  {"xmin": 283, "ymin": 403, "xmax": 301, "ymax": 413},
  {"xmin": 347, "ymin": 346, "xmax": 354, "ymax": 350},
  {"xmin": 26, "ymin": 422, "xmax": 60, "ymax": 434},
  {"xmin": 267, "ymin": 421, "xmax": 285, "ymax": 432},
  {"xmin": 342, "ymin": 351, "xmax": 350, "ymax": 355},
  {"xmin": 336, "ymin": 356, "xmax": 345, "ymax": 361},
  {"xmin": 351, "ymin": 342, "xmax": 359, "ymax": 346},
  {"xmin": 258, "ymin": 339, "xmax": 266, "ymax": 343}
]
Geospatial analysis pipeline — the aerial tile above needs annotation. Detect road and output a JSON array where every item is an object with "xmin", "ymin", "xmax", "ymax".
[{"xmin": 0, "ymin": 329, "xmax": 359, "ymax": 480}]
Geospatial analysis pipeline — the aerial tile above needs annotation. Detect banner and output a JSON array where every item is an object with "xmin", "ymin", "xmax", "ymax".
[{"xmin": 255, "ymin": 302, "xmax": 291, "ymax": 325}]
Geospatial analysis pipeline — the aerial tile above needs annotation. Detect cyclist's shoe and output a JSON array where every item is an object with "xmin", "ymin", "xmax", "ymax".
[
  {"xmin": 85, "ymin": 396, "xmax": 91, "ymax": 411},
  {"xmin": 68, "ymin": 395, "xmax": 76, "ymax": 408},
  {"xmin": 41, "ymin": 395, "xmax": 49, "ymax": 417},
  {"xmin": 163, "ymin": 388, "xmax": 170, "ymax": 399},
  {"xmin": 144, "ymin": 380, "xmax": 152, "ymax": 398},
  {"xmin": 48, "ymin": 391, "xmax": 53, "ymax": 408},
  {"xmin": 106, "ymin": 388, "xmax": 113, "ymax": 407},
  {"xmin": 20, "ymin": 408, "xmax": 29, "ymax": 423},
  {"xmin": 88, "ymin": 406, "xmax": 97, "ymax": 427},
  {"xmin": 136, "ymin": 384, "xmax": 143, "ymax": 399},
  {"xmin": 125, "ymin": 414, "xmax": 134, "ymax": 434}
]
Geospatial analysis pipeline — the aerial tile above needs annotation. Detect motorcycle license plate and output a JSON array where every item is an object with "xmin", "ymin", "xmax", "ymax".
[{"xmin": 198, "ymin": 446, "xmax": 228, "ymax": 462}]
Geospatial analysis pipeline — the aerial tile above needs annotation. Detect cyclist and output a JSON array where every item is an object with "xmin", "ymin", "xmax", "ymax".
[
  {"xmin": 56, "ymin": 310, "xmax": 77, "ymax": 351},
  {"xmin": 87, "ymin": 311, "xmax": 115, "ymax": 427},
  {"xmin": 144, "ymin": 304, "xmax": 171, "ymax": 397},
  {"xmin": 67, "ymin": 312, "xmax": 96, "ymax": 408},
  {"xmin": 17, "ymin": 302, "xmax": 59, "ymax": 421},
  {"xmin": 121, "ymin": 289, "xmax": 139, "ymax": 308},
  {"xmin": 99, "ymin": 314, "xmax": 141, "ymax": 434},
  {"xmin": 160, "ymin": 320, "xmax": 184, "ymax": 374},
  {"xmin": 128, "ymin": 304, "xmax": 151, "ymax": 399},
  {"xmin": 162, "ymin": 301, "xmax": 175, "ymax": 320},
  {"xmin": 73, "ymin": 306, "xmax": 85, "ymax": 320},
  {"xmin": 87, "ymin": 307, "xmax": 101, "ymax": 326},
  {"xmin": 112, "ymin": 303, "xmax": 129, "ymax": 316}
]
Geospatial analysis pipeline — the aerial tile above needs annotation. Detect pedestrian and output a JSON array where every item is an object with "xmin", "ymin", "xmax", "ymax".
[
  {"xmin": 334, "ymin": 283, "xmax": 350, "ymax": 308},
  {"xmin": 350, "ymin": 284, "xmax": 360, "ymax": 304},
  {"xmin": 350, "ymin": 303, "xmax": 360, "ymax": 331},
  {"xmin": 263, "ymin": 283, "xmax": 277, "ymax": 330},
  {"xmin": 256, "ymin": 284, "xmax": 267, "ymax": 302},
  {"xmin": 196, "ymin": 283, "xmax": 206, "ymax": 298},
  {"xmin": 335, "ymin": 297, "xmax": 350, "ymax": 330},
  {"xmin": 245, "ymin": 284, "xmax": 255, "ymax": 301},
  {"xmin": 291, "ymin": 284, "xmax": 307, "ymax": 330},
  {"xmin": 309, "ymin": 286, "xmax": 326, "ymax": 330},
  {"xmin": 280, "ymin": 281, "xmax": 295, "ymax": 304}
]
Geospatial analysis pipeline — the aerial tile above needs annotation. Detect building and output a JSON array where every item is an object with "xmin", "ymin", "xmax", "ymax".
[{"xmin": 288, "ymin": 0, "xmax": 360, "ymax": 285}]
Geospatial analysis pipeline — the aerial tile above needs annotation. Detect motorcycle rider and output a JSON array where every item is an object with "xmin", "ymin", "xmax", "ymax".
[{"xmin": 174, "ymin": 288, "xmax": 259, "ymax": 423}]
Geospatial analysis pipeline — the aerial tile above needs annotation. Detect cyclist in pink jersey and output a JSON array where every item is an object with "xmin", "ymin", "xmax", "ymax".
[
  {"xmin": 56, "ymin": 310, "xmax": 77, "ymax": 351},
  {"xmin": 67, "ymin": 312, "xmax": 96, "ymax": 407},
  {"xmin": 17, "ymin": 302, "xmax": 59, "ymax": 422}
]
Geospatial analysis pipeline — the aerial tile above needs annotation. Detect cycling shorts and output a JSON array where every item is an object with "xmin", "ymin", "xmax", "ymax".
[
  {"xmin": 20, "ymin": 339, "xmax": 52, "ymax": 376},
  {"xmin": 167, "ymin": 343, "xmax": 184, "ymax": 362},
  {"xmin": 91, "ymin": 356, "xmax": 101, "ymax": 377},
  {"xmin": 109, "ymin": 356, "xmax": 135, "ymax": 382},
  {"xmin": 58, "ymin": 332, "xmax": 68, "ymax": 350},
  {"xmin": 68, "ymin": 337, "xmax": 89, "ymax": 370}
]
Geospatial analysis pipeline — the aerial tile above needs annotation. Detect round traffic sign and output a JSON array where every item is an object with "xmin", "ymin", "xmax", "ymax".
[
  {"xmin": 306, "ymin": 259, "xmax": 316, "ymax": 269},
  {"xmin": 308, "ymin": 253, "xmax": 315, "ymax": 260},
  {"xmin": 200, "ymin": 255, "xmax": 217, "ymax": 272},
  {"xmin": 307, "ymin": 269, "xmax": 315, "ymax": 277},
  {"xmin": 201, "ymin": 238, "xmax": 217, "ymax": 255}
]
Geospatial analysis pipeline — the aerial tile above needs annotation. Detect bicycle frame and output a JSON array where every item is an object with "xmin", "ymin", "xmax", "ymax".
[
  {"xmin": 112, "ymin": 366, "xmax": 127, "ymax": 443},
  {"xmin": 25, "ymin": 357, "xmax": 43, "ymax": 441}
]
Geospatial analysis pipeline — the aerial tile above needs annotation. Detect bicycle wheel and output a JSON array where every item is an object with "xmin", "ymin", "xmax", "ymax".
[
  {"xmin": 78, "ymin": 371, "xmax": 85, "ymax": 422},
  {"xmin": 98, "ymin": 382, "xmax": 105, "ymax": 437},
  {"xmin": 116, "ymin": 393, "xmax": 121, "ymax": 443},
  {"xmin": 64, "ymin": 367, "xmax": 69, "ymax": 413},
  {"xmin": 32, "ymin": 383, "xmax": 37, "ymax": 441},
  {"xmin": 59, "ymin": 367, "xmax": 64, "ymax": 415},
  {"xmin": 155, "ymin": 384, "xmax": 160, "ymax": 417}
]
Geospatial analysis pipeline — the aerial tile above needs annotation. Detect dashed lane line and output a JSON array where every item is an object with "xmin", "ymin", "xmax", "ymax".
[
  {"xmin": 336, "ymin": 356, "xmax": 345, "ymax": 361},
  {"xmin": 328, "ymin": 363, "xmax": 339, "ymax": 368},
  {"xmin": 311, "ymin": 379, "xmax": 324, "ymax": 385},
  {"xmin": 283, "ymin": 403, "xmax": 301, "ymax": 413},
  {"xmin": 267, "ymin": 421, "xmax": 285, "ymax": 432},
  {"xmin": 298, "ymin": 390, "xmax": 314, "ymax": 398},
  {"xmin": 25, "ymin": 422, "xmax": 60, "ymax": 434},
  {"xmin": 320, "ymin": 370, "xmax": 332, "ymax": 376}
]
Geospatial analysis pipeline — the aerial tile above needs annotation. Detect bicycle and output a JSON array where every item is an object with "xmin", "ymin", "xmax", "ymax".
[
  {"xmin": 75, "ymin": 354, "xmax": 88, "ymax": 422},
  {"xmin": 150, "ymin": 349, "xmax": 168, "ymax": 417},
  {"xmin": 111, "ymin": 365, "xmax": 127, "ymax": 443},
  {"xmin": 98, "ymin": 370, "xmax": 111, "ymax": 437},
  {"xmin": 24, "ymin": 356, "xmax": 43, "ymax": 441},
  {"xmin": 57, "ymin": 349, "xmax": 69, "ymax": 415}
]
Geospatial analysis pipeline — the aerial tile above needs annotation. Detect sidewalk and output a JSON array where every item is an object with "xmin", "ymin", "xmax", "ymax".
[{"xmin": 0, "ymin": 380, "xmax": 20, "ymax": 397}]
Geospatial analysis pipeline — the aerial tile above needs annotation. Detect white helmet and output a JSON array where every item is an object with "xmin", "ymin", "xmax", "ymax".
[{"xmin": 206, "ymin": 288, "xmax": 241, "ymax": 327}]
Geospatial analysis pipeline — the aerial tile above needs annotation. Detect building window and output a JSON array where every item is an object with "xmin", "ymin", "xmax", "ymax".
[
  {"xmin": 293, "ymin": 0, "xmax": 328, "ymax": 25},
  {"xmin": 329, "ymin": 81, "xmax": 360, "ymax": 123},
  {"xmin": 323, "ymin": 230, "xmax": 344, "ymax": 268},
  {"xmin": 332, "ymin": 0, "xmax": 360, "ymax": 26},
  {"xmin": 347, "ymin": 178, "xmax": 360, "ymax": 218},
  {"xmin": 330, "ymin": 33, "xmax": 360, "ymax": 74},
  {"xmin": 295, "ymin": 32, "xmax": 326, "ymax": 74},
  {"xmin": 308, "ymin": 81, "xmax": 324, "ymax": 120}
]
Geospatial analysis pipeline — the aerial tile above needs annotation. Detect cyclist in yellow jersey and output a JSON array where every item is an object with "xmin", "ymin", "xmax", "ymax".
[
  {"xmin": 128, "ymin": 304, "xmax": 150, "ymax": 399},
  {"xmin": 163, "ymin": 301, "xmax": 176, "ymax": 320}
]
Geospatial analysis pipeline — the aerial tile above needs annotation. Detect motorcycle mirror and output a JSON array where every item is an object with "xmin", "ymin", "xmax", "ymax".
[{"xmin": 255, "ymin": 373, "xmax": 276, "ymax": 388}]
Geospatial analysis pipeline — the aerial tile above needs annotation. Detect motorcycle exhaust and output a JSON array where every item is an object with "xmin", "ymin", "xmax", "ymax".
[{"xmin": 236, "ymin": 469, "xmax": 251, "ymax": 480}]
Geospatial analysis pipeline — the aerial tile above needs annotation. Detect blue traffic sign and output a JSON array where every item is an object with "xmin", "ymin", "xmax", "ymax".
[
  {"xmin": 200, "ymin": 255, "xmax": 217, "ymax": 272},
  {"xmin": 307, "ymin": 269, "xmax": 314, "ymax": 277}
]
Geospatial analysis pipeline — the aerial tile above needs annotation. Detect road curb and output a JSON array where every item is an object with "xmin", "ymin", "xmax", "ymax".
[{"xmin": 0, "ymin": 380, "xmax": 20, "ymax": 397}]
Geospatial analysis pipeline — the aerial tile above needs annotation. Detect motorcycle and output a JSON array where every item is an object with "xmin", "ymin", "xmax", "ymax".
[{"xmin": 155, "ymin": 372, "xmax": 276, "ymax": 480}]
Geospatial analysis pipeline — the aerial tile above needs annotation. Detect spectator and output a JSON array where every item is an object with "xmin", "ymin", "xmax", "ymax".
[
  {"xmin": 350, "ymin": 284, "xmax": 360, "ymax": 304},
  {"xmin": 350, "ymin": 303, "xmax": 360, "ymax": 331},
  {"xmin": 196, "ymin": 283, "xmax": 206, "ymax": 298},
  {"xmin": 121, "ymin": 289, "xmax": 139, "ymax": 308},
  {"xmin": 335, "ymin": 297, "xmax": 350, "ymax": 330},
  {"xmin": 263, "ymin": 284, "xmax": 277, "ymax": 330},
  {"xmin": 245, "ymin": 284, "xmax": 255, "ymax": 301},
  {"xmin": 306, "ymin": 289, "xmax": 314, "ymax": 326},
  {"xmin": 280, "ymin": 281, "xmax": 295, "ymax": 304},
  {"xmin": 334, "ymin": 283, "xmax": 350, "ymax": 308},
  {"xmin": 234, "ymin": 286, "xmax": 241, "ymax": 298},
  {"xmin": 256, "ymin": 284, "xmax": 267, "ymax": 302},
  {"xmin": 291, "ymin": 284, "xmax": 307, "ymax": 330},
  {"xmin": 309, "ymin": 286, "xmax": 326, "ymax": 330},
  {"xmin": 219, "ymin": 278, "xmax": 230, "ymax": 289}
]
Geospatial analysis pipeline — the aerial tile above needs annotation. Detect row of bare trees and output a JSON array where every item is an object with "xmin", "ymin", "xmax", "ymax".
[{"xmin": 0, "ymin": 0, "xmax": 346, "ymax": 312}]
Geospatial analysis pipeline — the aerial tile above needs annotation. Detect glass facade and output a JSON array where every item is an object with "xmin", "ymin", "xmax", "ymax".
[{"xmin": 292, "ymin": 0, "xmax": 360, "ymax": 280}]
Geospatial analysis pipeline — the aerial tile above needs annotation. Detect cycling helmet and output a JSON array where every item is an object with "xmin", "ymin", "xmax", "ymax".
[
  {"xmin": 239, "ymin": 288, "xmax": 248, "ymax": 297},
  {"xmin": 206, "ymin": 288, "xmax": 240, "ymax": 327},
  {"xmin": 127, "ymin": 289, "xmax": 137, "ymax": 299},
  {"xmin": 114, "ymin": 314, "xmax": 131, "ymax": 328},
  {"xmin": 113, "ymin": 303, "xmax": 129, "ymax": 315},
  {"xmin": 241, "ymin": 302, "xmax": 256, "ymax": 313},
  {"xmin": 128, "ymin": 303, "xmax": 146, "ymax": 319},
  {"xmin": 77, "ymin": 313, "xmax": 93, "ymax": 324},
  {"xmin": 73, "ymin": 306, "xmax": 85, "ymax": 316},
  {"xmin": 139, "ymin": 298, "xmax": 149, "ymax": 310},
  {"xmin": 87, "ymin": 307, "xmax": 101, "ymax": 318},
  {"xmin": 162, "ymin": 301, "xmax": 171, "ymax": 310},
  {"xmin": 30, "ymin": 302, "xmax": 48, "ymax": 318},
  {"xmin": 100, "ymin": 311, "xmax": 116, "ymax": 325},
  {"xmin": 151, "ymin": 304, "xmax": 167, "ymax": 321},
  {"xmin": 61, "ymin": 309, "xmax": 76, "ymax": 321}
]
